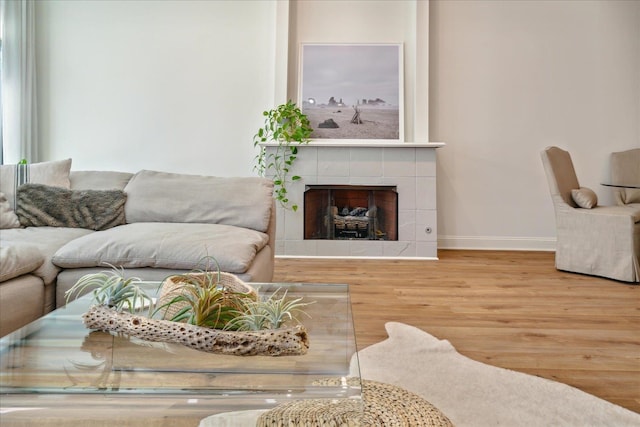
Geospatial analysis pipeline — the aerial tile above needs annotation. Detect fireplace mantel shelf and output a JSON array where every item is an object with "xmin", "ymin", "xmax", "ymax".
[{"xmin": 260, "ymin": 141, "xmax": 445, "ymax": 149}]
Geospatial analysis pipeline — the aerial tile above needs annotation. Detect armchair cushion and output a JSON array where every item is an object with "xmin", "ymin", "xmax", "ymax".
[{"xmin": 571, "ymin": 187, "xmax": 598, "ymax": 209}]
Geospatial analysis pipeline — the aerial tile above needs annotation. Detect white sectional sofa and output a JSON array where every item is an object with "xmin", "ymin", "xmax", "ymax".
[{"xmin": 0, "ymin": 159, "xmax": 276, "ymax": 336}]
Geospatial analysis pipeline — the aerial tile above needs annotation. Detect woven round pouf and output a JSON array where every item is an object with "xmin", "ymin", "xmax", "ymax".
[{"xmin": 256, "ymin": 379, "xmax": 454, "ymax": 427}]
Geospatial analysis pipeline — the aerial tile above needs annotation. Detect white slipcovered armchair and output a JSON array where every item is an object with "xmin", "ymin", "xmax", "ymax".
[{"xmin": 541, "ymin": 146, "xmax": 640, "ymax": 283}]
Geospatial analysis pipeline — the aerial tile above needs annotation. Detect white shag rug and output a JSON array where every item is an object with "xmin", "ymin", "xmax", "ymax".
[{"xmin": 200, "ymin": 322, "xmax": 640, "ymax": 426}]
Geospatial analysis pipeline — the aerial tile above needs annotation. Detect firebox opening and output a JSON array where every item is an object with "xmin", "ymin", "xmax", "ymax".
[{"xmin": 304, "ymin": 185, "xmax": 398, "ymax": 240}]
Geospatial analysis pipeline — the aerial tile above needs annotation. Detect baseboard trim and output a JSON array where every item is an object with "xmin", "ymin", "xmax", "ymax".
[
  {"xmin": 437, "ymin": 236, "xmax": 556, "ymax": 251},
  {"xmin": 275, "ymin": 255, "xmax": 440, "ymax": 261}
]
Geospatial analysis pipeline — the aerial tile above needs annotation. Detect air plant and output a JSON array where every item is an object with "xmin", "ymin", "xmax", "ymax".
[
  {"xmin": 152, "ymin": 256, "xmax": 255, "ymax": 329},
  {"xmin": 153, "ymin": 283, "xmax": 249, "ymax": 329},
  {"xmin": 64, "ymin": 263, "xmax": 154, "ymax": 315},
  {"xmin": 225, "ymin": 288, "xmax": 313, "ymax": 331}
]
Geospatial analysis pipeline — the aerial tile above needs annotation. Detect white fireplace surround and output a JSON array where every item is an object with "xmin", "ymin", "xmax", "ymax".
[{"xmin": 263, "ymin": 141, "xmax": 444, "ymax": 259}]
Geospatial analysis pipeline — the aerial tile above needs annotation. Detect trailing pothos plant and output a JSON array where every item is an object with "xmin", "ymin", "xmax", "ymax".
[{"xmin": 253, "ymin": 100, "xmax": 313, "ymax": 211}]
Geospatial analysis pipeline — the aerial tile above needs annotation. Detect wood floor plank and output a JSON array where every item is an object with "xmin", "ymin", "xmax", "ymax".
[{"xmin": 273, "ymin": 250, "xmax": 640, "ymax": 413}]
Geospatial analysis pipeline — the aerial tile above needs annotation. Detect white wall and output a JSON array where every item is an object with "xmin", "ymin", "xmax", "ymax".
[
  {"xmin": 36, "ymin": 0, "xmax": 277, "ymax": 176},
  {"xmin": 430, "ymin": 0, "xmax": 640, "ymax": 250},
  {"xmin": 34, "ymin": 0, "xmax": 640, "ymax": 250}
]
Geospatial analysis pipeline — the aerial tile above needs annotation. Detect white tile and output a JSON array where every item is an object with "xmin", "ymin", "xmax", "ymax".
[
  {"xmin": 350, "ymin": 240, "xmax": 384, "ymax": 257},
  {"xmin": 318, "ymin": 148, "xmax": 350, "ymax": 176},
  {"xmin": 416, "ymin": 241, "xmax": 438, "ymax": 258},
  {"xmin": 316, "ymin": 240, "xmax": 351, "ymax": 256},
  {"xmin": 292, "ymin": 146, "xmax": 318, "ymax": 176},
  {"xmin": 415, "ymin": 209, "xmax": 437, "ymax": 242},
  {"xmin": 300, "ymin": 174, "xmax": 318, "ymax": 185},
  {"xmin": 416, "ymin": 148, "xmax": 436, "ymax": 177},
  {"xmin": 385, "ymin": 177, "xmax": 415, "ymax": 210},
  {"xmin": 349, "ymin": 148, "xmax": 383, "ymax": 177},
  {"xmin": 284, "ymin": 239, "xmax": 317, "ymax": 257},
  {"xmin": 283, "ymin": 208, "xmax": 304, "ymax": 240},
  {"xmin": 383, "ymin": 147, "xmax": 416, "ymax": 177},
  {"xmin": 398, "ymin": 209, "xmax": 416, "ymax": 241},
  {"xmin": 349, "ymin": 176, "xmax": 384, "ymax": 185},
  {"xmin": 383, "ymin": 241, "xmax": 416, "ymax": 257},
  {"xmin": 416, "ymin": 177, "xmax": 436, "ymax": 210},
  {"xmin": 275, "ymin": 206, "xmax": 285, "ymax": 240},
  {"xmin": 314, "ymin": 176, "xmax": 351, "ymax": 185}
]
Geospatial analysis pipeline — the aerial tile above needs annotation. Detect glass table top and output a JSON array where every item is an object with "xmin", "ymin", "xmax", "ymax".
[{"xmin": 0, "ymin": 282, "xmax": 361, "ymax": 421}]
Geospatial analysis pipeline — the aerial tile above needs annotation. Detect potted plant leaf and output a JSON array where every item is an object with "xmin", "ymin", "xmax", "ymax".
[{"xmin": 253, "ymin": 100, "xmax": 313, "ymax": 211}]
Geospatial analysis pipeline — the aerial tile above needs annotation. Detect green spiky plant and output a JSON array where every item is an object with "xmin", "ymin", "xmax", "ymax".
[
  {"xmin": 152, "ymin": 257, "xmax": 255, "ymax": 329},
  {"xmin": 253, "ymin": 100, "xmax": 313, "ymax": 211},
  {"xmin": 153, "ymin": 280, "xmax": 250, "ymax": 329},
  {"xmin": 64, "ymin": 263, "xmax": 155, "ymax": 315},
  {"xmin": 224, "ymin": 288, "xmax": 313, "ymax": 331}
]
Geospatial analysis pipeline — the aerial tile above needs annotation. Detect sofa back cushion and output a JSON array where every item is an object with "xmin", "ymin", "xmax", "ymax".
[
  {"xmin": 70, "ymin": 171, "xmax": 134, "ymax": 191},
  {"xmin": 123, "ymin": 170, "xmax": 274, "ymax": 233}
]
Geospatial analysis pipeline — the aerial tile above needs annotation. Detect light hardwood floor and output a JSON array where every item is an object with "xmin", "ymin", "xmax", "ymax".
[{"xmin": 273, "ymin": 250, "xmax": 640, "ymax": 413}]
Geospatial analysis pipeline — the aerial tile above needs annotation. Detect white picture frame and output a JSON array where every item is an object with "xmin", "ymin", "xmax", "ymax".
[{"xmin": 299, "ymin": 43, "xmax": 404, "ymax": 143}]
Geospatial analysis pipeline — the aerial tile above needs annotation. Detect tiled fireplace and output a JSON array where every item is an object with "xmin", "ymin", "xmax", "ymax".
[{"xmin": 263, "ymin": 142, "xmax": 443, "ymax": 259}]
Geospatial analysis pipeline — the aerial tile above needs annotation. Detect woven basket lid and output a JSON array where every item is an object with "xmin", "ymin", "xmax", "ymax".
[{"xmin": 257, "ymin": 378, "xmax": 454, "ymax": 427}]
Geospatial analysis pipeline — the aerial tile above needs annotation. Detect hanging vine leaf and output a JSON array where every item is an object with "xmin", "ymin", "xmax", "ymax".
[{"xmin": 253, "ymin": 100, "xmax": 313, "ymax": 211}]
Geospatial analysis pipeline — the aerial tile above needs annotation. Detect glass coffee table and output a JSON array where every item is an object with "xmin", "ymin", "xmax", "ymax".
[{"xmin": 0, "ymin": 282, "xmax": 361, "ymax": 426}]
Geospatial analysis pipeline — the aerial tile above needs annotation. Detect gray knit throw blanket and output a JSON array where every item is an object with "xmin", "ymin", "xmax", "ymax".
[{"xmin": 16, "ymin": 183, "xmax": 127, "ymax": 231}]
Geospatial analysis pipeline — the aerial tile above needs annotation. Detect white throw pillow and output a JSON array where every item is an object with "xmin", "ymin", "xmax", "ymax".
[
  {"xmin": 571, "ymin": 187, "xmax": 598, "ymax": 209},
  {"xmin": 0, "ymin": 192, "xmax": 20, "ymax": 229},
  {"xmin": 0, "ymin": 159, "xmax": 72, "ymax": 212}
]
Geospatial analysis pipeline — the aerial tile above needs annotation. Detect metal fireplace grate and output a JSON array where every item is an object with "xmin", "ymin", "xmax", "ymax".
[{"xmin": 304, "ymin": 185, "xmax": 398, "ymax": 240}]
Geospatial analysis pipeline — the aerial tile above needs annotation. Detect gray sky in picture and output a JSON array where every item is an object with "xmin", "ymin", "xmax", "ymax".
[{"xmin": 301, "ymin": 44, "xmax": 400, "ymax": 107}]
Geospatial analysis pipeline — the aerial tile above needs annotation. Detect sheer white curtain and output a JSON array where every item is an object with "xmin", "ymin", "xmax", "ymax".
[{"xmin": 0, "ymin": 0, "xmax": 38, "ymax": 165}]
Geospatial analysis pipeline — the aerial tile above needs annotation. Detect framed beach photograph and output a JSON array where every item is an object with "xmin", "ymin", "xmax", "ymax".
[{"xmin": 299, "ymin": 43, "xmax": 404, "ymax": 142}]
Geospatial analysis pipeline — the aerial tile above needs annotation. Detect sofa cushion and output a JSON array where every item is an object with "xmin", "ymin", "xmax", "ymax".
[
  {"xmin": 0, "ymin": 274, "xmax": 45, "ymax": 336},
  {"xmin": 123, "ymin": 170, "xmax": 274, "ymax": 232},
  {"xmin": 0, "ymin": 159, "xmax": 72, "ymax": 211},
  {"xmin": 52, "ymin": 222, "xmax": 269, "ymax": 274},
  {"xmin": 0, "ymin": 243, "xmax": 45, "ymax": 282},
  {"xmin": 0, "ymin": 227, "xmax": 95, "ymax": 285},
  {"xmin": 70, "ymin": 170, "xmax": 134, "ymax": 191},
  {"xmin": 622, "ymin": 189, "xmax": 640, "ymax": 204},
  {"xmin": 16, "ymin": 183, "xmax": 127, "ymax": 231},
  {"xmin": 0, "ymin": 192, "xmax": 20, "ymax": 229}
]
